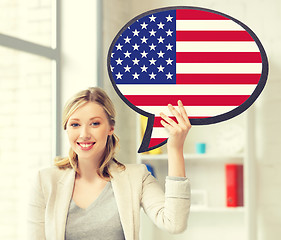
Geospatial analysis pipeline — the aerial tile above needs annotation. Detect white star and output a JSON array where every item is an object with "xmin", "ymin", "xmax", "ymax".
[
  {"xmin": 149, "ymin": 72, "xmax": 157, "ymax": 79},
  {"xmin": 166, "ymin": 72, "xmax": 173, "ymax": 79},
  {"xmin": 132, "ymin": 43, "xmax": 140, "ymax": 51},
  {"xmin": 157, "ymin": 51, "xmax": 165, "ymax": 58},
  {"xmin": 166, "ymin": 29, "xmax": 173, "ymax": 36},
  {"xmin": 157, "ymin": 36, "xmax": 165, "ymax": 43},
  {"xmin": 116, "ymin": 72, "xmax": 123, "ymax": 79},
  {"xmin": 140, "ymin": 22, "xmax": 148, "ymax": 29},
  {"xmin": 166, "ymin": 43, "xmax": 173, "ymax": 50},
  {"xmin": 110, "ymin": 65, "xmax": 114, "ymax": 72},
  {"xmin": 124, "ymin": 36, "xmax": 131, "ymax": 43},
  {"xmin": 140, "ymin": 65, "xmax": 148, "ymax": 72},
  {"xmin": 132, "ymin": 58, "xmax": 140, "ymax": 65},
  {"xmin": 132, "ymin": 72, "xmax": 140, "ymax": 79},
  {"xmin": 166, "ymin": 58, "xmax": 173, "ymax": 65},
  {"xmin": 124, "ymin": 51, "xmax": 131, "ymax": 58},
  {"xmin": 149, "ymin": 29, "xmax": 157, "ymax": 36},
  {"xmin": 157, "ymin": 65, "xmax": 165, "ymax": 72},
  {"xmin": 124, "ymin": 65, "xmax": 131, "ymax": 72},
  {"xmin": 157, "ymin": 22, "xmax": 165, "ymax": 29},
  {"xmin": 141, "ymin": 36, "xmax": 148, "ymax": 43},
  {"xmin": 116, "ymin": 43, "xmax": 123, "ymax": 50},
  {"xmin": 166, "ymin": 15, "xmax": 173, "ymax": 22},
  {"xmin": 149, "ymin": 58, "xmax": 157, "ymax": 65},
  {"xmin": 140, "ymin": 50, "xmax": 148, "ymax": 58},
  {"xmin": 116, "ymin": 58, "xmax": 123, "ymax": 65},
  {"xmin": 149, "ymin": 15, "xmax": 156, "ymax": 22},
  {"xmin": 149, "ymin": 43, "xmax": 156, "ymax": 51},
  {"xmin": 132, "ymin": 29, "xmax": 140, "ymax": 36},
  {"xmin": 111, "ymin": 52, "xmax": 115, "ymax": 58}
]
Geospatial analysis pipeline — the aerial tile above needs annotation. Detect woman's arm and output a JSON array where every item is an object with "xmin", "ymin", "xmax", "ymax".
[{"xmin": 160, "ymin": 100, "xmax": 191, "ymax": 177}]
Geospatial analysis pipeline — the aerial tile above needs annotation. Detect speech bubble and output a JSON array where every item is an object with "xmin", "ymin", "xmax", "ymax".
[{"xmin": 107, "ymin": 6, "xmax": 268, "ymax": 153}]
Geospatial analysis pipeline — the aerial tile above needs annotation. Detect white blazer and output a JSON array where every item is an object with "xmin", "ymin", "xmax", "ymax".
[{"xmin": 27, "ymin": 161, "xmax": 190, "ymax": 240}]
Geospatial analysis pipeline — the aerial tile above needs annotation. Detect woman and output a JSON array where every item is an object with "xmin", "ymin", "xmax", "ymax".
[{"xmin": 27, "ymin": 87, "xmax": 191, "ymax": 240}]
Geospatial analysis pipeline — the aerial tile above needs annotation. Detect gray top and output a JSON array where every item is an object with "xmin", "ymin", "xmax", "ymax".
[{"xmin": 65, "ymin": 181, "xmax": 125, "ymax": 240}]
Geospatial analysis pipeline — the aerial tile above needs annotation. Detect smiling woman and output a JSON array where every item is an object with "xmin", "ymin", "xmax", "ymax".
[{"xmin": 27, "ymin": 87, "xmax": 191, "ymax": 240}]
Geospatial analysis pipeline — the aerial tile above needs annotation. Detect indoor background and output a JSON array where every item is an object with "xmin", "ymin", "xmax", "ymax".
[{"xmin": 0, "ymin": 0, "xmax": 280, "ymax": 239}]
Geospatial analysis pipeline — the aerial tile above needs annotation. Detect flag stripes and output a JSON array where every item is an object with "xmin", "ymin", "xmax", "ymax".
[
  {"xmin": 176, "ymin": 31, "xmax": 254, "ymax": 41},
  {"xmin": 176, "ymin": 52, "xmax": 262, "ymax": 63},
  {"xmin": 176, "ymin": 74, "xmax": 261, "ymax": 84}
]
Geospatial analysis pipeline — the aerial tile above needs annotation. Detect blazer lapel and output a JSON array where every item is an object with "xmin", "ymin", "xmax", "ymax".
[
  {"xmin": 55, "ymin": 168, "xmax": 75, "ymax": 240},
  {"xmin": 110, "ymin": 162, "xmax": 134, "ymax": 240}
]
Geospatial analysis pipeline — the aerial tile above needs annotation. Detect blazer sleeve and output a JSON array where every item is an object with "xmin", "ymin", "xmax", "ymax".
[
  {"xmin": 27, "ymin": 170, "xmax": 46, "ymax": 240},
  {"xmin": 140, "ymin": 164, "xmax": 191, "ymax": 234}
]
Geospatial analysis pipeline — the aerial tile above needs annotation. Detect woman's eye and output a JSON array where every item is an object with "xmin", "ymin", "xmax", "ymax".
[
  {"xmin": 91, "ymin": 122, "xmax": 100, "ymax": 126},
  {"xmin": 70, "ymin": 123, "xmax": 79, "ymax": 127}
]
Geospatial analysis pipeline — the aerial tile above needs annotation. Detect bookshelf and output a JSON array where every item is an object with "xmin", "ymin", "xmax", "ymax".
[{"xmin": 137, "ymin": 107, "xmax": 257, "ymax": 240}]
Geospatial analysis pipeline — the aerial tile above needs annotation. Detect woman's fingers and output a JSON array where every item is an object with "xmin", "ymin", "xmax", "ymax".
[{"xmin": 178, "ymin": 100, "xmax": 191, "ymax": 126}]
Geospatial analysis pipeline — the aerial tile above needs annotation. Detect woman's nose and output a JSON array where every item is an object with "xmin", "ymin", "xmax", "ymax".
[{"xmin": 79, "ymin": 126, "xmax": 91, "ymax": 140}]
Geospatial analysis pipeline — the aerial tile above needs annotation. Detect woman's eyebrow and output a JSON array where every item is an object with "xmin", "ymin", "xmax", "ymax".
[{"xmin": 69, "ymin": 118, "xmax": 80, "ymax": 121}]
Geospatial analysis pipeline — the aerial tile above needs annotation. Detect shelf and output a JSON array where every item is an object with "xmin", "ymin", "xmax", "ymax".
[
  {"xmin": 190, "ymin": 206, "xmax": 244, "ymax": 213},
  {"xmin": 138, "ymin": 153, "xmax": 244, "ymax": 162}
]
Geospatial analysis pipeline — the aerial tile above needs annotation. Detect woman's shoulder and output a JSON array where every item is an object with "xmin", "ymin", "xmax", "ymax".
[{"xmin": 35, "ymin": 166, "xmax": 74, "ymax": 183}]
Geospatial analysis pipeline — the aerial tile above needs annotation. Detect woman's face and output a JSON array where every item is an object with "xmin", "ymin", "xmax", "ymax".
[{"xmin": 66, "ymin": 102, "xmax": 114, "ymax": 163}]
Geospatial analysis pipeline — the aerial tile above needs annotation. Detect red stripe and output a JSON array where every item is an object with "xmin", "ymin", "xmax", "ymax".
[
  {"xmin": 176, "ymin": 31, "xmax": 254, "ymax": 41},
  {"xmin": 176, "ymin": 9, "xmax": 228, "ymax": 20},
  {"xmin": 148, "ymin": 138, "xmax": 167, "ymax": 148},
  {"xmin": 153, "ymin": 116, "xmax": 209, "ymax": 127},
  {"xmin": 176, "ymin": 74, "xmax": 261, "ymax": 84},
  {"xmin": 176, "ymin": 52, "xmax": 262, "ymax": 63},
  {"xmin": 125, "ymin": 95, "xmax": 250, "ymax": 106}
]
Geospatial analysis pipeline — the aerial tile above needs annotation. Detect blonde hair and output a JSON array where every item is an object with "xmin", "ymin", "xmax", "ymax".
[{"xmin": 54, "ymin": 87, "xmax": 125, "ymax": 180}]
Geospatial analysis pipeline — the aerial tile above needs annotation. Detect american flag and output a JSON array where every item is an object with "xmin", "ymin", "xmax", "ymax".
[{"xmin": 108, "ymin": 8, "xmax": 266, "ymax": 152}]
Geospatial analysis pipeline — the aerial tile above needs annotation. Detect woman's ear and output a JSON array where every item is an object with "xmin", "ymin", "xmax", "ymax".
[{"xmin": 108, "ymin": 126, "xmax": 115, "ymax": 136}]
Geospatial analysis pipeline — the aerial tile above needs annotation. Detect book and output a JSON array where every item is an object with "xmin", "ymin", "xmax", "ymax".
[{"xmin": 225, "ymin": 164, "xmax": 244, "ymax": 207}]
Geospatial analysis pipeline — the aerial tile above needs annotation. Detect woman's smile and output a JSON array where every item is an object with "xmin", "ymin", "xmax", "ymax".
[{"xmin": 77, "ymin": 142, "xmax": 96, "ymax": 151}]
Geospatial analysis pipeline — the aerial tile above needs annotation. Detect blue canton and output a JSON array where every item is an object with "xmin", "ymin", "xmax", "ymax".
[{"xmin": 110, "ymin": 10, "xmax": 176, "ymax": 84}]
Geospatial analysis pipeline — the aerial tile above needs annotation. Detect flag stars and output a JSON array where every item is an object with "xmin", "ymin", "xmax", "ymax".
[
  {"xmin": 149, "ymin": 29, "xmax": 157, "ymax": 36},
  {"xmin": 149, "ymin": 72, "xmax": 157, "ymax": 79},
  {"xmin": 124, "ymin": 65, "xmax": 131, "ymax": 72},
  {"xmin": 157, "ymin": 65, "xmax": 165, "ymax": 72},
  {"xmin": 157, "ymin": 51, "xmax": 165, "ymax": 58},
  {"xmin": 141, "ymin": 36, "xmax": 148, "ymax": 43},
  {"xmin": 132, "ymin": 72, "xmax": 140, "ymax": 79},
  {"xmin": 166, "ymin": 58, "xmax": 173, "ymax": 65},
  {"xmin": 124, "ymin": 51, "xmax": 131, "ymax": 58},
  {"xmin": 140, "ymin": 22, "xmax": 148, "ymax": 29},
  {"xmin": 149, "ymin": 58, "xmax": 157, "ymax": 65},
  {"xmin": 149, "ymin": 15, "xmax": 156, "ymax": 22},
  {"xmin": 149, "ymin": 43, "xmax": 156, "ymax": 51},
  {"xmin": 166, "ymin": 15, "xmax": 173, "ymax": 22},
  {"xmin": 166, "ymin": 72, "xmax": 173, "ymax": 79},
  {"xmin": 116, "ymin": 72, "xmax": 123, "ymax": 79},
  {"xmin": 110, "ymin": 65, "xmax": 114, "ymax": 72},
  {"xmin": 166, "ymin": 43, "xmax": 173, "ymax": 50},
  {"xmin": 157, "ymin": 36, "xmax": 165, "ymax": 43},
  {"xmin": 132, "ymin": 58, "xmax": 140, "ymax": 65},
  {"xmin": 157, "ymin": 22, "xmax": 165, "ymax": 29},
  {"xmin": 116, "ymin": 58, "xmax": 123, "ymax": 65},
  {"xmin": 166, "ymin": 29, "xmax": 173, "ymax": 36},
  {"xmin": 124, "ymin": 36, "xmax": 131, "ymax": 43},
  {"xmin": 111, "ymin": 52, "xmax": 115, "ymax": 58},
  {"xmin": 132, "ymin": 43, "xmax": 140, "ymax": 51},
  {"xmin": 132, "ymin": 29, "xmax": 140, "ymax": 36},
  {"xmin": 116, "ymin": 43, "xmax": 123, "ymax": 50},
  {"xmin": 140, "ymin": 65, "xmax": 148, "ymax": 72},
  {"xmin": 140, "ymin": 50, "xmax": 148, "ymax": 58}
]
